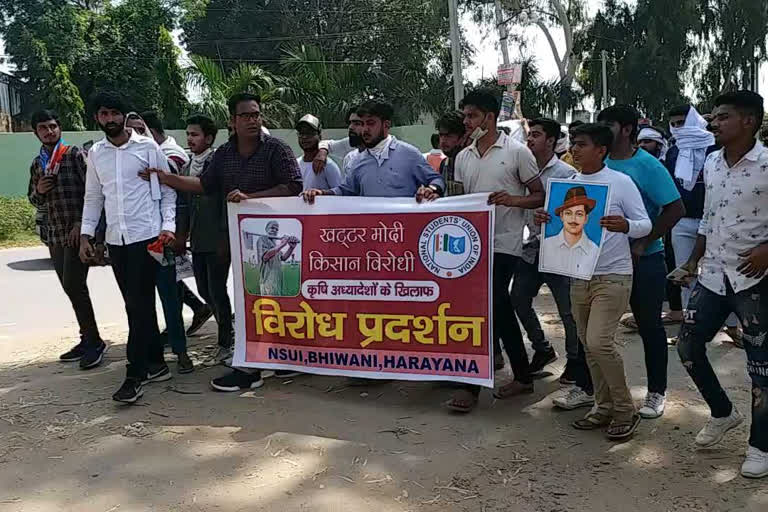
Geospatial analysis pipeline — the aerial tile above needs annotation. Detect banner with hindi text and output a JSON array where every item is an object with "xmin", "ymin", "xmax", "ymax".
[{"xmin": 228, "ymin": 194, "xmax": 495, "ymax": 387}]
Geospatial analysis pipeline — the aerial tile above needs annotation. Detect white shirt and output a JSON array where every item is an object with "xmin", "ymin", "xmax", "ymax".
[
  {"xmin": 540, "ymin": 228, "xmax": 600, "ymax": 279},
  {"xmin": 81, "ymin": 130, "xmax": 176, "ymax": 245},
  {"xmin": 297, "ymin": 156, "xmax": 342, "ymax": 191},
  {"xmin": 568, "ymin": 167, "xmax": 651, "ymax": 277},
  {"xmin": 522, "ymin": 155, "xmax": 576, "ymax": 263},
  {"xmin": 454, "ymin": 131, "xmax": 540, "ymax": 256},
  {"xmin": 697, "ymin": 141, "xmax": 768, "ymax": 294}
]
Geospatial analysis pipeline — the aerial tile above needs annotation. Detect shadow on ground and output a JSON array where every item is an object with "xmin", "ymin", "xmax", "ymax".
[
  {"xmin": 6, "ymin": 257, "xmax": 53, "ymax": 272},
  {"xmin": 0, "ymin": 316, "xmax": 766, "ymax": 512}
]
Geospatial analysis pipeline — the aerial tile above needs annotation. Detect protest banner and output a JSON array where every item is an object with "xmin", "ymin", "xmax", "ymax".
[{"xmin": 228, "ymin": 194, "xmax": 495, "ymax": 387}]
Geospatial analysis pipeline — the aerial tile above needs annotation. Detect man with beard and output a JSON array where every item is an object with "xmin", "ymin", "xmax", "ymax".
[
  {"xmin": 637, "ymin": 126, "xmax": 669, "ymax": 160},
  {"xmin": 435, "ymin": 110, "xmax": 468, "ymax": 197},
  {"xmin": 302, "ymin": 100, "xmax": 444, "ymax": 201},
  {"xmin": 80, "ymin": 91, "xmax": 177, "ymax": 404},
  {"xmin": 140, "ymin": 93, "xmax": 303, "ymax": 391},
  {"xmin": 313, "ymin": 108, "xmax": 365, "ymax": 175},
  {"xmin": 27, "ymin": 109, "xmax": 106, "ymax": 369},
  {"xmin": 295, "ymin": 114, "xmax": 342, "ymax": 190}
]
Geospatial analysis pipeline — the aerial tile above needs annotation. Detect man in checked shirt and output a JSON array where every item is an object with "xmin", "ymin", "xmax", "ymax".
[
  {"xmin": 142, "ymin": 92, "xmax": 304, "ymax": 392},
  {"xmin": 27, "ymin": 109, "xmax": 107, "ymax": 369}
]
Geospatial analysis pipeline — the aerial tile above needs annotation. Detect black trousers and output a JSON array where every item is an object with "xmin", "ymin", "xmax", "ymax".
[
  {"xmin": 108, "ymin": 239, "xmax": 163, "ymax": 379},
  {"xmin": 49, "ymin": 244, "xmax": 100, "ymax": 343},
  {"xmin": 467, "ymin": 253, "xmax": 532, "ymax": 396},
  {"xmin": 192, "ymin": 251, "xmax": 233, "ymax": 348}
]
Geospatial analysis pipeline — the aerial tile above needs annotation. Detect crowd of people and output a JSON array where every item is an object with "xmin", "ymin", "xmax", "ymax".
[{"xmin": 26, "ymin": 87, "xmax": 768, "ymax": 479}]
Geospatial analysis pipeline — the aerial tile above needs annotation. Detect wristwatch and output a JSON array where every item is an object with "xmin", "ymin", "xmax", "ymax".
[{"xmin": 427, "ymin": 184, "xmax": 444, "ymax": 196}]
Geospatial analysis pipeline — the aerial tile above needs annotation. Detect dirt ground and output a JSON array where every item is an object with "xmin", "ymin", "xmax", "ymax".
[{"xmin": 1, "ymin": 288, "xmax": 766, "ymax": 512}]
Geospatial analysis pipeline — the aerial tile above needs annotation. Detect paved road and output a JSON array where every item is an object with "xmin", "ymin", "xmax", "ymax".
[{"xmin": 0, "ymin": 245, "xmax": 232, "ymax": 342}]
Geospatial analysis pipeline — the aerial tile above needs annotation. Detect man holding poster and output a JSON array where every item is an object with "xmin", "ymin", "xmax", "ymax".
[{"xmin": 536, "ymin": 124, "xmax": 651, "ymax": 438}]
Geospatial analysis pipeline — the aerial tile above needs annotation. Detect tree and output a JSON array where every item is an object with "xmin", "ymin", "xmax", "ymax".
[
  {"xmin": 47, "ymin": 63, "xmax": 85, "ymax": 130},
  {"xmin": 182, "ymin": 0, "xmax": 455, "ymax": 124},
  {"xmin": 186, "ymin": 55, "xmax": 295, "ymax": 127},
  {"xmin": 577, "ymin": 0, "xmax": 699, "ymax": 120},
  {"xmin": 0, "ymin": 0, "xmax": 188, "ymax": 126},
  {"xmin": 464, "ymin": 0, "xmax": 587, "ymax": 121},
  {"xmin": 691, "ymin": 0, "xmax": 768, "ymax": 110}
]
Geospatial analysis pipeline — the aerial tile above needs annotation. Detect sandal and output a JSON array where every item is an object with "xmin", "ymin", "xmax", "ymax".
[
  {"xmin": 606, "ymin": 414, "xmax": 641, "ymax": 440},
  {"xmin": 493, "ymin": 380, "xmax": 534, "ymax": 399},
  {"xmin": 572, "ymin": 412, "xmax": 612, "ymax": 430},
  {"xmin": 445, "ymin": 389, "xmax": 478, "ymax": 413}
]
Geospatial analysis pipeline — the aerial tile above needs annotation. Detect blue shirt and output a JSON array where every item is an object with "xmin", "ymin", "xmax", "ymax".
[
  {"xmin": 331, "ymin": 136, "xmax": 445, "ymax": 197},
  {"xmin": 606, "ymin": 148, "xmax": 681, "ymax": 255}
]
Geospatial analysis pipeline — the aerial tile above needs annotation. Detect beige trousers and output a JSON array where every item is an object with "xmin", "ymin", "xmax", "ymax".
[{"xmin": 571, "ymin": 274, "xmax": 635, "ymax": 422}]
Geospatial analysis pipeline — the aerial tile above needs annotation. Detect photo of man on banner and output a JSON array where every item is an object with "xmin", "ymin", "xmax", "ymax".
[{"xmin": 539, "ymin": 180, "xmax": 611, "ymax": 280}]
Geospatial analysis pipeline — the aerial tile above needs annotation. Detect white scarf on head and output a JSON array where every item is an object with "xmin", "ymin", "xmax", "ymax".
[
  {"xmin": 189, "ymin": 148, "xmax": 213, "ymax": 177},
  {"xmin": 637, "ymin": 127, "xmax": 668, "ymax": 161},
  {"xmin": 670, "ymin": 107, "xmax": 714, "ymax": 191}
]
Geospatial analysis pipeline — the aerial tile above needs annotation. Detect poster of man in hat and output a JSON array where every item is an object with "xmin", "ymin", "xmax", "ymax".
[
  {"xmin": 240, "ymin": 218, "xmax": 302, "ymax": 296},
  {"xmin": 539, "ymin": 180, "xmax": 610, "ymax": 280}
]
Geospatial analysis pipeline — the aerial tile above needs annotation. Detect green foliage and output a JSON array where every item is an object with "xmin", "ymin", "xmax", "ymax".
[
  {"xmin": 0, "ymin": 197, "xmax": 36, "ymax": 241},
  {"xmin": 47, "ymin": 63, "xmax": 85, "ymax": 130},
  {"xmin": 577, "ymin": 0, "xmax": 698, "ymax": 120},
  {"xmin": 0, "ymin": 0, "xmax": 188, "ymax": 127},
  {"xmin": 186, "ymin": 55, "xmax": 295, "ymax": 127},
  {"xmin": 182, "ymin": 0, "xmax": 455, "ymax": 126}
]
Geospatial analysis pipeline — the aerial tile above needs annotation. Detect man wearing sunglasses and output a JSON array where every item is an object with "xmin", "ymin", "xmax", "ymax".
[{"xmin": 139, "ymin": 92, "xmax": 303, "ymax": 391}]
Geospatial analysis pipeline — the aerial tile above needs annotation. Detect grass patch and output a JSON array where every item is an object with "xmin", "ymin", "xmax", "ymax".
[
  {"xmin": 0, "ymin": 197, "xmax": 39, "ymax": 248},
  {"xmin": 243, "ymin": 261, "xmax": 301, "ymax": 296}
]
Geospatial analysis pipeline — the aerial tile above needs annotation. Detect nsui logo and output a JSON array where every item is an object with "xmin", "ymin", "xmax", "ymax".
[{"xmin": 418, "ymin": 215, "xmax": 481, "ymax": 279}]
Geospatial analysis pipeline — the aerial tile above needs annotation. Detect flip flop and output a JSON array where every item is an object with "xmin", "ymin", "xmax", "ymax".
[
  {"xmin": 572, "ymin": 412, "xmax": 612, "ymax": 430},
  {"xmin": 445, "ymin": 389, "xmax": 478, "ymax": 413},
  {"xmin": 606, "ymin": 414, "xmax": 641, "ymax": 440}
]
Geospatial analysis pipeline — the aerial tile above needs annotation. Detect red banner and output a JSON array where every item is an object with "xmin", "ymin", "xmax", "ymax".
[{"xmin": 228, "ymin": 195, "xmax": 495, "ymax": 387}]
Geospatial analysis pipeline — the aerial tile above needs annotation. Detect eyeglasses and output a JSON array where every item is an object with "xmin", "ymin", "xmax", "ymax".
[
  {"xmin": 134, "ymin": 127, "xmax": 146, "ymax": 135},
  {"xmin": 235, "ymin": 112, "xmax": 261, "ymax": 121}
]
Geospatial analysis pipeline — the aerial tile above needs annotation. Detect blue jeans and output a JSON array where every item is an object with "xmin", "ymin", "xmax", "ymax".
[
  {"xmin": 511, "ymin": 257, "xmax": 579, "ymax": 360},
  {"xmin": 631, "ymin": 252, "xmax": 669, "ymax": 395},
  {"xmin": 677, "ymin": 279, "xmax": 768, "ymax": 452},
  {"xmin": 156, "ymin": 264, "xmax": 187, "ymax": 355}
]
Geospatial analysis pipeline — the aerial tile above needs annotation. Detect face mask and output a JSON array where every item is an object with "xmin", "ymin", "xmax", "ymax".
[{"xmin": 469, "ymin": 113, "xmax": 490, "ymax": 140}]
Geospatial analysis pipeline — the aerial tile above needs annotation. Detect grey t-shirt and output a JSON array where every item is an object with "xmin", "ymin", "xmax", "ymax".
[
  {"xmin": 257, "ymin": 236, "xmax": 283, "ymax": 295},
  {"xmin": 298, "ymin": 157, "xmax": 342, "ymax": 191}
]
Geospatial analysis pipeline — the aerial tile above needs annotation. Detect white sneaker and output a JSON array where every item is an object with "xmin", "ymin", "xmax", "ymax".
[
  {"xmin": 741, "ymin": 446, "xmax": 768, "ymax": 479},
  {"xmin": 695, "ymin": 409, "xmax": 744, "ymax": 447},
  {"xmin": 203, "ymin": 346, "xmax": 234, "ymax": 367},
  {"xmin": 638, "ymin": 392, "xmax": 666, "ymax": 419},
  {"xmin": 553, "ymin": 387, "xmax": 595, "ymax": 410}
]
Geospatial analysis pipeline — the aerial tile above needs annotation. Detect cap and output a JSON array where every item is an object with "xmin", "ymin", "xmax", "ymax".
[{"xmin": 295, "ymin": 114, "xmax": 321, "ymax": 132}]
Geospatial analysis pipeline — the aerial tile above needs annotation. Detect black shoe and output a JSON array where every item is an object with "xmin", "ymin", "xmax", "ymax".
[
  {"xmin": 187, "ymin": 306, "xmax": 213, "ymax": 336},
  {"xmin": 559, "ymin": 363, "xmax": 576, "ymax": 386},
  {"xmin": 210, "ymin": 369, "xmax": 264, "ymax": 392},
  {"xmin": 59, "ymin": 341, "xmax": 86, "ymax": 362},
  {"xmin": 143, "ymin": 364, "xmax": 172, "ymax": 384},
  {"xmin": 112, "ymin": 377, "xmax": 144, "ymax": 404},
  {"xmin": 529, "ymin": 348, "xmax": 558, "ymax": 374},
  {"xmin": 177, "ymin": 353, "xmax": 194, "ymax": 374},
  {"xmin": 79, "ymin": 341, "xmax": 107, "ymax": 370}
]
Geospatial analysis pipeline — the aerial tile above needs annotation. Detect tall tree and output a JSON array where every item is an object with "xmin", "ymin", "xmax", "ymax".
[
  {"xmin": 692, "ymin": 0, "xmax": 768, "ymax": 110},
  {"xmin": 0, "ymin": 0, "xmax": 188, "ymax": 126},
  {"xmin": 577, "ymin": 0, "xmax": 699, "ymax": 120},
  {"xmin": 47, "ymin": 63, "xmax": 85, "ymax": 130}
]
